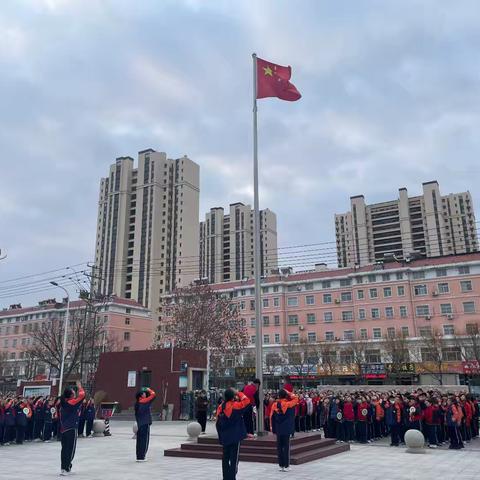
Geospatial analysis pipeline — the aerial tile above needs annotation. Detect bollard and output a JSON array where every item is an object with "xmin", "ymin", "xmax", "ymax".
[{"xmin": 104, "ymin": 417, "xmax": 112, "ymax": 436}]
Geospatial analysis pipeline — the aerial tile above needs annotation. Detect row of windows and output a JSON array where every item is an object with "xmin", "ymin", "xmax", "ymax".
[
  {"xmin": 249, "ymin": 301, "xmax": 476, "ymax": 326},
  {"xmin": 233, "ymin": 266, "xmax": 472, "ymax": 298},
  {"xmin": 250, "ymin": 323, "xmax": 471, "ymax": 345}
]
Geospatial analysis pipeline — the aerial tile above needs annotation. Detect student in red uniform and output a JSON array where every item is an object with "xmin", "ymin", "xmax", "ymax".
[
  {"xmin": 356, "ymin": 397, "xmax": 369, "ymax": 444},
  {"xmin": 59, "ymin": 381, "xmax": 85, "ymax": 476},
  {"xmin": 134, "ymin": 387, "xmax": 156, "ymax": 462},
  {"xmin": 342, "ymin": 396, "xmax": 355, "ymax": 443},
  {"xmin": 242, "ymin": 379, "xmax": 260, "ymax": 436},
  {"xmin": 270, "ymin": 389, "xmax": 298, "ymax": 472},
  {"xmin": 216, "ymin": 388, "xmax": 249, "ymax": 480},
  {"xmin": 423, "ymin": 399, "xmax": 438, "ymax": 448}
]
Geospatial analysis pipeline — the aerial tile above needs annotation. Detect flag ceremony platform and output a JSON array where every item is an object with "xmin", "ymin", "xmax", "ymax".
[{"xmin": 164, "ymin": 431, "xmax": 350, "ymax": 464}]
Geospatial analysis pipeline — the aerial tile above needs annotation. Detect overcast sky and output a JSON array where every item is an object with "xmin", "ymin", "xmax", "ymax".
[{"xmin": 1, "ymin": 0, "xmax": 480, "ymax": 307}]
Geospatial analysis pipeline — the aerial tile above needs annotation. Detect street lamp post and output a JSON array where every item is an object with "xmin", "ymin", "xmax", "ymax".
[{"xmin": 50, "ymin": 281, "xmax": 70, "ymax": 395}]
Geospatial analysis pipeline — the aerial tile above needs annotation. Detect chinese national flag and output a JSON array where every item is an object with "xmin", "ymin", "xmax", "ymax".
[{"xmin": 256, "ymin": 57, "xmax": 301, "ymax": 101}]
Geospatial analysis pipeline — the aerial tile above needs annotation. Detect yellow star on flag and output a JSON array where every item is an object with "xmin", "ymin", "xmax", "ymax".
[{"xmin": 263, "ymin": 66, "xmax": 273, "ymax": 77}]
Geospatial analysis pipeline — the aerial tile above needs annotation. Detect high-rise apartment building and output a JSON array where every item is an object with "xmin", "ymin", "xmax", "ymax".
[
  {"xmin": 199, "ymin": 203, "xmax": 278, "ymax": 283},
  {"xmin": 94, "ymin": 149, "xmax": 200, "ymax": 319},
  {"xmin": 335, "ymin": 181, "xmax": 477, "ymax": 267}
]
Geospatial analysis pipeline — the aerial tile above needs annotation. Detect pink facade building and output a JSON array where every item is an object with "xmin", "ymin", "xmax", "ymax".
[
  {"xmin": 207, "ymin": 252, "xmax": 480, "ymax": 385},
  {"xmin": 0, "ymin": 296, "xmax": 152, "ymax": 381}
]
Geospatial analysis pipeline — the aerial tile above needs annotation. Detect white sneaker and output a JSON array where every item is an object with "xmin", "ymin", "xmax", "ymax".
[
  {"xmin": 284, "ymin": 467, "xmax": 291, "ymax": 472},
  {"xmin": 279, "ymin": 467, "xmax": 285, "ymax": 472},
  {"xmin": 60, "ymin": 471, "xmax": 68, "ymax": 476},
  {"xmin": 429, "ymin": 445, "xmax": 437, "ymax": 449},
  {"xmin": 136, "ymin": 459, "xmax": 147, "ymax": 462}
]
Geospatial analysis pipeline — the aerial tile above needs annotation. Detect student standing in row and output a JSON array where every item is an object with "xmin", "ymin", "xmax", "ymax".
[
  {"xmin": 60, "ymin": 381, "xmax": 85, "ymax": 476},
  {"xmin": 85, "ymin": 399, "xmax": 96, "ymax": 437},
  {"xmin": 196, "ymin": 390, "xmax": 209, "ymax": 434},
  {"xmin": 134, "ymin": 387, "xmax": 156, "ymax": 462},
  {"xmin": 270, "ymin": 388, "xmax": 298, "ymax": 472},
  {"xmin": 216, "ymin": 388, "xmax": 249, "ymax": 480}
]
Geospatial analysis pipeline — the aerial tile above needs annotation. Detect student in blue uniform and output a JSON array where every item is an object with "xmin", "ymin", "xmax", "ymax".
[
  {"xmin": 270, "ymin": 389, "xmax": 298, "ymax": 472},
  {"xmin": 134, "ymin": 387, "xmax": 156, "ymax": 462},
  {"xmin": 78, "ymin": 399, "xmax": 87, "ymax": 437},
  {"xmin": 43, "ymin": 397, "xmax": 55, "ymax": 442},
  {"xmin": 15, "ymin": 397, "xmax": 31, "ymax": 444},
  {"xmin": 59, "ymin": 381, "xmax": 85, "ymax": 476},
  {"xmin": 85, "ymin": 399, "xmax": 96, "ymax": 437},
  {"xmin": 216, "ymin": 388, "xmax": 250, "ymax": 480},
  {"xmin": 34, "ymin": 397, "xmax": 45, "ymax": 440}
]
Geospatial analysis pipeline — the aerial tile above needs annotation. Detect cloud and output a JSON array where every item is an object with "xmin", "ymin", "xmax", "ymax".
[{"xmin": 1, "ymin": 0, "xmax": 480, "ymax": 306}]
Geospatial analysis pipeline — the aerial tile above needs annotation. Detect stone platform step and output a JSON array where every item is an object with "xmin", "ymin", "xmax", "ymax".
[{"xmin": 164, "ymin": 432, "xmax": 350, "ymax": 465}]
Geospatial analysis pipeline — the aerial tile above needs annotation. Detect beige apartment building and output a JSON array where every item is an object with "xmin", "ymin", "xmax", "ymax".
[
  {"xmin": 199, "ymin": 203, "xmax": 278, "ymax": 283},
  {"xmin": 336, "ymin": 181, "xmax": 477, "ymax": 268},
  {"xmin": 94, "ymin": 149, "xmax": 199, "ymax": 320}
]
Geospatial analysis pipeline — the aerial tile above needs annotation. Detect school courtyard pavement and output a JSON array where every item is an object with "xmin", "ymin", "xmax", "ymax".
[{"xmin": 1, "ymin": 421, "xmax": 480, "ymax": 480}]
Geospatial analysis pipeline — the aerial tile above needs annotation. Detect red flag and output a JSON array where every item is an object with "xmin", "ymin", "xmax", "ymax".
[{"xmin": 256, "ymin": 57, "xmax": 301, "ymax": 102}]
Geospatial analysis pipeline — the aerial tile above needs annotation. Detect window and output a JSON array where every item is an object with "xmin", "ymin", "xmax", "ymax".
[
  {"xmin": 307, "ymin": 332, "xmax": 317, "ymax": 343},
  {"xmin": 341, "ymin": 292, "xmax": 352, "ymax": 302},
  {"xmin": 397, "ymin": 285, "xmax": 405, "ymax": 296},
  {"xmin": 287, "ymin": 285, "xmax": 298, "ymax": 292},
  {"xmin": 373, "ymin": 328, "xmax": 382, "ymax": 339},
  {"xmin": 387, "ymin": 327, "xmax": 395, "ymax": 338},
  {"xmin": 440, "ymin": 304, "xmax": 452, "ymax": 315},
  {"xmin": 287, "ymin": 297, "xmax": 298, "ymax": 307},
  {"xmin": 421, "ymin": 347, "xmax": 435, "ymax": 361},
  {"xmin": 401, "ymin": 326, "xmax": 409, "ymax": 337},
  {"xmin": 305, "ymin": 283, "xmax": 314, "ymax": 290},
  {"xmin": 365, "ymin": 349, "xmax": 381, "ymax": 362},
  {"xmin": 263, "ymin": 316, "xmax": 270, "ymax": 326},
  {"xmin": 263, "ymin": 334, "xmax": 270, "ymax": 344},
  {"xmin": 458, "ymin": 266, "xmax": 470, "ymax": 275},
  {"xmin": 12, "ymin": 339, "xmax": 17, "ymax": 347},
  {"xmin": 274, "ymin": 333, "xmax": 280, "ymax": 343},
  {"xmin": 385, "ymin": 307, "xmax": 394, "ymax": 319},
  {"xmin": 124, "ymin": 332, "xmax": 130, "ymax": 341},
  {"xmin": 273, "ymin": 286, "xmax": 279, "ymax": 293},
  {"xmin": 262, "ymin": 298, "xmax": 269, "ymax": 308},
  {"xmin": 396, "ymin": 272, "xmax": 404, "ymax": 280},
  {"xmin": 343, "ymin": 330, "xmax": 354, "ymax": 341},
  {"xmin": 383, "ymin": 287, "xmax": 392, "ymax": 298},
  {"xmin": 415, "ymin": 305, "xmax": 430, "ymax": 317},
  {"xmin": 322, "ymin": 281, "xmax": 331, "ymax": 288},
  {"xmin": 250, "ymin": 318, "xmax": 256, "ymax": 327},
  {"xmin": 325, "ymin": 331, "xmax": 334, "ymax": 341},
  {"xmin": 436, "ymin": 268, "xmax": 447, "ymax": 277},
  {"xmin": 461, "ymin": 280, "xmax": 473, "ymax": 292},
  {"xmin": 412, "ymin": 271, "xmax": 425, "ymax": 280},
  {"xmin": 419, "ymin": 326, "xmax": 432, "ymax": 337},
  {"xmin": 360, "ymin": 329, "xmax": 368, "ymax": 340},
  {"xmin": 368, "ymin": 274, "xmax": 377, "ymax": 283},
  {"xmin": 273, "ymin": 297, "xmax": 280, "ymax": 307},
  {"xmin": 125, "ymin": 318, "xmax": 130, "ymax": 325},
  {"xmin": 442, "ymin": 346, "xmax": 461, "ymax": 361},
  {"xmin": 357, "ymin": 289, "xmax": 364, "ymax": 300},
  {"xmin": 356, "ymin": 276, "xmax": 364, "ymax": 284},
  {"xmin": 240, "ymin": 301, "xmax": 246, "ymax": 310},
  {"xmin": 382, "ymin": 273, "xmax": 391, "ymax": 281},
  {"xmin": 307, "ymin": 313, "xmax": 316, "ymax": 324},
  {"xmin": 369, "ymin": 288, "xmax": 378, "ymax": 299},
  {"xmin": 463, "ymin": 302, "xmax": 475, "ymax": 314},
  {"xmin": 288, "ymin": 315, "xmax": 298, "ymax": 325},
  {"xmin": 358, "ymin": 308, "xmax": 366, "ymax": 320},
  {"xmin": 323, "ymin": 294, "xmax": 332, "ymax": 304},
  {"xmin": 466, "ymin": 323, "xmax": 479, "ymax": 335},
  {"xmin": 414, "ymin": 285, "xmax": 427, "ymax": 296},
  {"xmin": 400, "ymin": 306, "xmax": 407, "ymax": 318},
  {"xmin": 274, "ymin": 315, "xmax": 280, "ymax": 326},
  {"xmin": 371, "ymin": 308, "xmax": 380, "ymax": 319},
  {"xmin": 443, "ymin": 325, "xmax": 455, "ymax": 336},
  {"xmin": 324, "ymin": 312, "xmax": 333, "ymax": 323},
  {"xmin": 306, "ymin": 295, "xmax": 315, "ymax": 305},
  {"xmin": 250, "ymin": 336, "xmax": 256, "ymax": 344},
  {"xmin": 289, "ymin": 333, "xmax": 299, "ymax": 343},
  {"xmin": 342, "ymin": 311, "xmax": 353, "ymax": 322},
  {"xmin": 340, "ymin": 279, "xmax": 352, "ymax": 287},
  {"xmin": 438, "ymin": 283, "xmax": 449, "ymax": 294},
  {"xmin": 250, "ymin": 300, "xmax": 255, "ymax": 310}
]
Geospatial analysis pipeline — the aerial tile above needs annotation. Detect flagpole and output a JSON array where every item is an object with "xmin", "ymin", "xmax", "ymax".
[{"xmin": 252, "ymin": 52, "xmax": 265, "ymax": 435}]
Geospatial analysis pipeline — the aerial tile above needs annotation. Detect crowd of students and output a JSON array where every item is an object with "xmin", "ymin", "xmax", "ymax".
[
  {"xmin": 263, "ymin": 387, "xmax": 479, "ymax": 450},
  {"xmin": 0, "ymin": 391, "xmax": 96, "ymax": 446}
]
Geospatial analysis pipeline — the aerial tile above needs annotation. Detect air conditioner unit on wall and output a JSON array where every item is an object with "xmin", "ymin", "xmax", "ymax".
[
  {"xmin": 299, "ymin": 325, "xmax": 305, "ymax": 331},
  {"xmin": 447, "ymin": 314, "xmax": 454, "ymax": 320},
  {"xmin": 335, "ymin": 299, "xmax": 341, "ymax": 304},
  {"xmin": 425, "ymin": 315, "xmax": 431, "ymax": 321},
  {"xmin": 432, "ymin": 291, "xmax": 438, "ymax": 297}
]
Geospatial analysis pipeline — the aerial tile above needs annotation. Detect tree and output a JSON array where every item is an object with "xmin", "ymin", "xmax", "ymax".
[
  {"xmin": 281, "ymin": 338, "xmax": 319, "ymax": 378},
  {"xmin": 344, "ymin": 337, "xmax": 368, "ymax": 384},
  {"xmin": 453, "ymin": 322, "xmax": 480, "ymax": 383},
  {"xmin": 413, "ymin": 328, "xmax": 447, "ymax": 385},
  {"xmin": 317, "ymin": 341, "xmax": 339, "ymax": 383},
  {"xmin": 383, "ymin": 332, "xmax": 411, "ymax": 384},
  {"xmin": 25, "ymin": 296, "xmax": 109, "ymax": 389},
  {"xmin": 0, "ymin": 351, "xmax": 8, "ymax": 378},
  {"xmin": 156, "ymin": 283, "xmax": 249, "ymax": 354}
]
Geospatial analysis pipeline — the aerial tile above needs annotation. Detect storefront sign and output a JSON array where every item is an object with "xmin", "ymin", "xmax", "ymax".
[
  {"xmin": 463, "ymin": 361, "xmax": 480, "ymax": 375},
  {"xmin": 386, "ymin": 363, "xmax": 416, "ymax": 374},
  {"xmin": 361, "ymin": 363, "xmax": 386, "ymax": 379}
]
